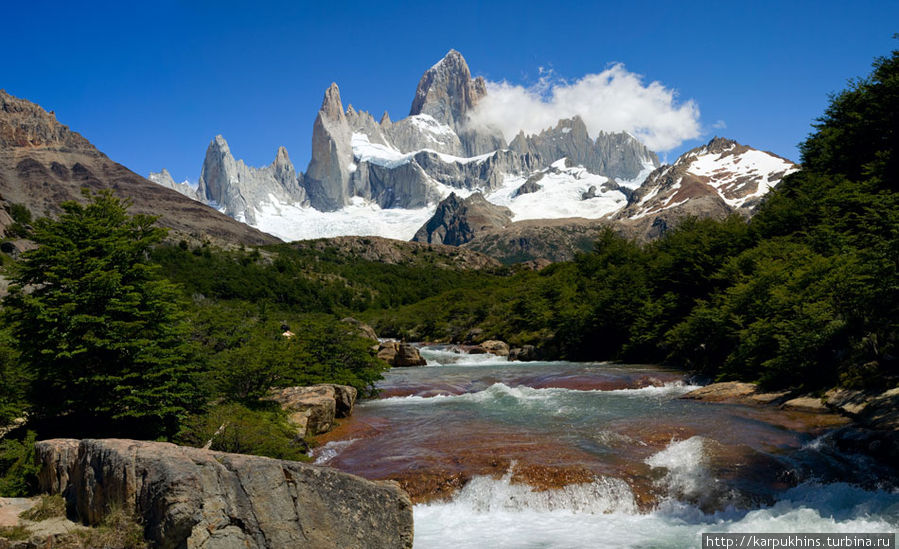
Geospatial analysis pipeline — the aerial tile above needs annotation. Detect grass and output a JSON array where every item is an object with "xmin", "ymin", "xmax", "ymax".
[
  {"xmin": 0, "ymin": 524, "xmax": 32, "ymax": 540},
  {"xmin": 19, "ymin": 493, "xmax": 66, "ymax": 521}
]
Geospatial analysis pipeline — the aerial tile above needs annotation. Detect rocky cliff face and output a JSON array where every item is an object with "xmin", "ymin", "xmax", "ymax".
[
  {"xmin": 508, "ymin": 117, "xmax": 660, "ymax": 183},
  {"xmin": 304, "ymin": 83, "xmax": 355, "ymax": 211},
  {"xmin": 412, "ymin": 192, "xmax": 512, "ymax": 246},
  {"xmin": 35, "ymin": 438, "xmax": 414, "ymax": 549},
  {"xmin": 197, "ymin": 135, "xmax": 307, "ymax": 223},
  {"xmin": 143, "ymin": 53, "xmax": 794, "ymax": 254},
  {"xmin": 408, "ymin": 49, "xmax": 505, "ymax": 156},
  {"xmin": 0, "ymin": 90, "xmax": 278, "ymax": 246}
]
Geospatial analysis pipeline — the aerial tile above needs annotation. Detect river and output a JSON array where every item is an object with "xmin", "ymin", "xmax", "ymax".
[{"xmin": 313, "ymin": 346, "xmax": 899, "ymax": 548}]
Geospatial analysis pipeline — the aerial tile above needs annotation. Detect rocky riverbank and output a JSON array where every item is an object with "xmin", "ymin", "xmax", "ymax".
[{"xmin": 681, "ymin": 382, "xmax": 899, "ymax": 470}]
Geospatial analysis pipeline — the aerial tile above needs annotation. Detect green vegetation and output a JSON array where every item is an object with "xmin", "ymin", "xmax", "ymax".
[
  {"xmin": 0, "ymin": 431, "xmax": 38, "ymax": 496},
  {"xmin": 3, "ymin": 190, "xmax": 204, "ymax": 439}
]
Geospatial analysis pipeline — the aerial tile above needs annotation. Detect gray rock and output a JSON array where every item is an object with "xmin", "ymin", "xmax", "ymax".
[
  {"xmin": 148, "ymin": 168, "xmax": 201, "ymax": 201},
  {"xmin": 512, "ymin": 172, "xmax": 544, "ymax": 197},
  {"xmin": 509, "ymin": 345, "xmax": 538, "ymax": 362},
  {"xmin": 508, "ymin": 117, "xmax": 659, "ymax": 181},
  {"xmin": 197, "ymin": 136, "xmax": 307, "ymax": 223},
  {"xmin": 304, "ymin": 83, "xmax": 355, "ymax": 211},
  {"xmin": 480, "ymin": 340, "xmax": 509, "ymax": 357},
  {"xmin": 412, "ymin": 192, "xmax": 512, "ymax": 246},
  {"xmin": 35, "ymin": 439, "xmax": 413, "ymax": 549},
  {"xmin": 393, "ymin": 342, "xmax": 427, "ymax": 367}
]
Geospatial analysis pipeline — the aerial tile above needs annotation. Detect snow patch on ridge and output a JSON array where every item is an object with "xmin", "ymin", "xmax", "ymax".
[{"xmin": 488, "ymin": 162, "xmax": 627, "ymax": 221}]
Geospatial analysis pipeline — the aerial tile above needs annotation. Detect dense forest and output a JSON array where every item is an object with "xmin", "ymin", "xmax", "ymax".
[{"xmin": 1, "ymin": 47, "xmax": 897, "ymax": 496}]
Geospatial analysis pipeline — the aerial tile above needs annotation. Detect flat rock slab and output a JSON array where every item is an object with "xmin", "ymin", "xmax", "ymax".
[
  {"xmin": 781, "ymin": 396, "xmax": 829, "ymax": 413},
  {"xmin": 35, "ymin": 438, "xmax": 413, "ymax": 549}
]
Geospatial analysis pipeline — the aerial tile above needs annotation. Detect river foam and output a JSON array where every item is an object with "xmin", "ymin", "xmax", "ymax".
[{"xmin": 412, "ymin": 438, "xmax": 899, "ymax": 549}]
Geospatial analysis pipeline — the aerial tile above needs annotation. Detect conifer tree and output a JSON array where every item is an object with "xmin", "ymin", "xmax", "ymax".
[{"xmin": 3, "ymin": 190, "xmax": 203, "ymax": 437}]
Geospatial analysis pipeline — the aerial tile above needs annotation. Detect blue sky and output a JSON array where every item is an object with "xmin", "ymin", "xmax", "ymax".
[{"xmin": 3, "ymin": 1, "xmax": 897, "ymax": 182}]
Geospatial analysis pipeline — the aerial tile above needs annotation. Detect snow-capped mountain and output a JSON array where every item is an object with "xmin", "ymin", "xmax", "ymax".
[
  {"xmin": 150, "ymin": 50, "xmax": 661, "ymax": 242},
  {"xmin": 615, "ymin": 137, "xmax": 798, "ymax": 238}
]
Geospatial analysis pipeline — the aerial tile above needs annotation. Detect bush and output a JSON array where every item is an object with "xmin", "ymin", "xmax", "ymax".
[
  {"xmin": 0, "ymin": 431, "xmax": 39, "ymax": 496},
  {"xmin": 177, "ymin": 403, "xmax": 307, "ymax": 461}
]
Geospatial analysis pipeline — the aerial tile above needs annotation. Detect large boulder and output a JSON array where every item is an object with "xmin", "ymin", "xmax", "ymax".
[
  {"xmin": 394, "ymin": 342, "xmax": 427, "ymax": 367},
  {"xmin": 509, "ymin": 345, "xmax": 538, "ymax": 362},
  {"xmin": 268, "ymin": 384, "xmax": 357, "ymax": 438},
  {"xmin": 35, "ymin": 439, "xmax": 414, "ymax": 549},
  {"xmin": 480, "ymin": 340, "xmax": 510, "ymax": 357},
  {"xmin": 341, "ymin": 317, "xmax": 378, "ymax": 341},
  {"xmin": 377, "ymin": 341, "xmax": 427, "ymax": 367},
  {"xmin": 377, "ymin": 341, "xmax": 399, "ymax": 363}
]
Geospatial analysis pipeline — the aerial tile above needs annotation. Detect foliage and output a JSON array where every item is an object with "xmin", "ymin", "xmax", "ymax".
[
  {"xmin": 176, "ymin": 403, "xmax": 307, "ymax": 461},
  {"xmin": 2, "ymin": 190, "xmax": 204, "ymax": 438},
  {"xmin": 0, "ymin": 431, "xmax": 38, "ymax": 496},
  {"xmin": 67, "ymin": 506, "xmax": 148, "ymax": 549},
  {"xmin": 0, "ymin": 524, "xmax": 31, "ymax": 541},
  {"xmin": 0, "ymin": 329, "xmax": 27, "ymax": 426}
]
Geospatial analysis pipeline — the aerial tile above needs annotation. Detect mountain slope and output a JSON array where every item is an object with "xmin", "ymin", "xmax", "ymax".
[{"xmin": 0, "ymin": 90, "xmax": 278, "ymax": 245}]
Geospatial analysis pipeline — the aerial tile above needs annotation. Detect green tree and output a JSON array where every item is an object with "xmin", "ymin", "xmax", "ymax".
[{"xmin": 3, "ymin": 190, "xmax": 203, "ymax": 438}]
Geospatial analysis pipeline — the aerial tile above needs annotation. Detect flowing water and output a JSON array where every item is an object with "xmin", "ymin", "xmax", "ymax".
[{"xmin": 313, "ymin": 347, "xmax": 899, "ymax": 548}]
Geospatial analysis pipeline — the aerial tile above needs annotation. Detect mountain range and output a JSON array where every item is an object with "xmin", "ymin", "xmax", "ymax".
[
  {"xmin": 0, "ymin": 50, "xmax": 798, "ymax": 262},
  {"xmin": 149, "ymin": 49, "xmax": 797, "ymax": 261}
]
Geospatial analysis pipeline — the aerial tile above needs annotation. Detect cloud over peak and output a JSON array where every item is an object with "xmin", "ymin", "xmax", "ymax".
[{"xmin": 467, "ymin": 63, "xmax": 702, "ymax": 152}]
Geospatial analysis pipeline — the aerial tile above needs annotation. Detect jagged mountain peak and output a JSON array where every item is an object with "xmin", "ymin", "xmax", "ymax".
[
  {"xmin": 275, "ymin": 145, "xmax": 291, "ymax": 164},
  {"xmin": 616, "ymin": 136, "xmax": 799, "ymax": 238},
  {"xmin": 409, "ymin": 49, "xmax": 485, "ymax": 130},
  {"xmin": 211, "ymin": 134, "xmax": 231, "ymax": 153},
  {"xmin": 321, "ymin": 82, "xmax": 345, "ymax": 121}
]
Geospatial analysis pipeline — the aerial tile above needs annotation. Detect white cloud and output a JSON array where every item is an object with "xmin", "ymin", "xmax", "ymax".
[
  {"xmin": 467, "ymin": 63, "xmax": 701, "ymax": 152},
  {"xmin": 712, "ymin": 120, "xmax": 727, "ymax": 129}
]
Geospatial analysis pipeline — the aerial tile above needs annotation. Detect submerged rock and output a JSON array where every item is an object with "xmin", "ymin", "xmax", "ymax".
[{"xmin": 35, "ymin": 439, "xmax": 414, "ymax": 549}]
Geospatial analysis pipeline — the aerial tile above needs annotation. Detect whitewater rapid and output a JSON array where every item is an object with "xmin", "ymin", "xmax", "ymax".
[{"xmin": 314, "ymin": 346, "xmax": 899, "ymax": 548}]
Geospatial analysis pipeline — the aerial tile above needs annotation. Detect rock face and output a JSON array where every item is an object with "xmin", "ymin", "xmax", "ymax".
[
  {"xmin": 197, "ymin": 136, "xmax": 307, "ymax": 223},
  {"xmin": 304, "ymin": 83, "xmax": 355, "ymax": 211},
  {"xmin": 148, "ymin": 168, "xmax": 200, "ymax": 201},
  {"xmin": 35, "ymin": 438, "xmax": 413, "ymax": 549},
  {"xmin": 479, "ymin": 340, "xmax": 510, "ymax": 357},
  {"xmin": 508, "ymin": 117, "xmax": 659, "ymax": 182},
  {"xmin": 409, "ymin": 49, "xmax": 504, "ymax": 156},
  {"xmin": 412, "ymin": 192, "xmax": 512, "ymax": 245},
  {"xmin": 377, "ymin": 341, "xmax": 427, "ymax": 367},
  {"xmin": 0, "ymin": 90, "xmax": 277, "ymax": 246},
  {"xmin": 269, "ymin": 384, "xmax": 358, "ymax": 438}
]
